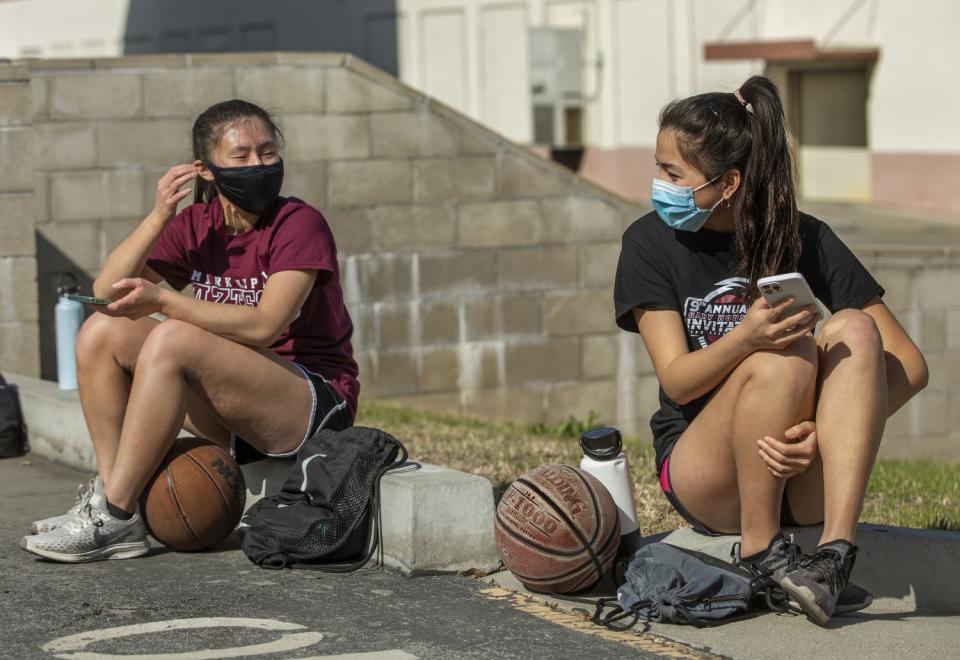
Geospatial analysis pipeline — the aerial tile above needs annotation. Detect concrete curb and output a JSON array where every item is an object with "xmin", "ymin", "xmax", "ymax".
[{"xmin": 9, "ymin": 372, "xmax": 500, "ymax": 575}]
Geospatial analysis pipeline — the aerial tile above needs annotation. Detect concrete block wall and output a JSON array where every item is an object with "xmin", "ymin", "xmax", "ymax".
[
  {"xmin": 0, "ymin": 65, "xmax": 39, "ymax": 377},
  {"xmin": 0, "ymin": 52, "xmax": 956, "ymax": 457}
]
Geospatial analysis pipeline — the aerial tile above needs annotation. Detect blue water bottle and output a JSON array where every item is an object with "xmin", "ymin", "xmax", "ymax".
[{"xmin": 55, "ymin": 273, "xmax": 84, "ymax": 390}]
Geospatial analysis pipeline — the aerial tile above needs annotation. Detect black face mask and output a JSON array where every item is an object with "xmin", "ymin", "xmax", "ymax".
[{"xmin": 205, "ymin": 159, "xmax": 284, "ymax": 216}]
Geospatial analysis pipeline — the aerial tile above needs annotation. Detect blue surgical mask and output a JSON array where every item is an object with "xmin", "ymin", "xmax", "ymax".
[{"xmin": 651, "ymin": 175, "xmax": 722, "ymax": 232}]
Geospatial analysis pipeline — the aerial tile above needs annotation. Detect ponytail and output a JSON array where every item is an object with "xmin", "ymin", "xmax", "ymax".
[
  {"xmin": 191, "ymin": 99, "xmax": 284, "ymax": 205},
  {"xmin": 658, "ymin": 75, "xmax": 800, "ymax": 299}
]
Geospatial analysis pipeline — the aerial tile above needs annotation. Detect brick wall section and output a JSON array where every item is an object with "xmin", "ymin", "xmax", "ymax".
[
  {"xmin": 0, "ymin": 53, "xmax": 956, "ymax": 458},
  {"xmin": 0, "ymin": 65, "xmax": 39, "ymax": 376}
]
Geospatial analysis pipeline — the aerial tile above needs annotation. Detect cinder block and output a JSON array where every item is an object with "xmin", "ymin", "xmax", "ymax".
[
  {"xmin": 420, "ymin": 301, "xmax": 458, "ymax": 345},
  {"xmin": 947, "ymin": 309, "xmax": 960, "ymax": 349},
  {"xmin": 458, "ymin": 200, "xmax": 540, "ymax": 248},
  {"xmin": 418, "ymin": 251, "xmax": 498, "ymax": 296},
  {"xmin": 871, "ymin": 266, "xmax": 912, "ymax": 312},
  {"xmin": 0, "ymin": 83, "xmax": 32, "ymax": 126},
  {"xmin": 379, "ymin": 463, "xmax": 500, "ymax": 574},
  {"xmin": 0, "ymin": 323, "xmax": 40, "ymax": 377},
  {"xmin": 323, "ymin": 206, "xmax": 372, "ymax": 255},
  {"xmin": 33, "ymin": 123, "xmax": 98, "ymax": 170},
  {"xmin": 419, "ymin": 347, "xmax": 459, "ymax": 392},
  {"xmin": 0, "ymin": 257, "xmax": 38, "ymax": 323},
  {"xmin": 451, "ymin": 342, "xmax": 504, "ymax": 392},
  {"xmin": 546, "ymin": 290, "xmax": 615, "ymax": 336},
  {"xmin": 413, "ymin": 157, "xmax": 495, "ymax": 203},
  {"xmin": 356, "ymin": 254, "xmax": 414, "ymax": 301},
  {"xmin": 98, "ymin": 119, "xmax": 192, "ymax": 167},
  {"xmin": 107, "ymin": 169, "xmax": 146, "ymax": 218},
  {"xmin": 378, "ymin": 302, "xmax": 419, "ymax": 349},
  {"xmin": 348, "ymin": 303, "xmax": 377, "ymax": 352},
  {"xmin": 326, "ymin": 67, "xmax": 414, "ymax": 113},
  {"xmin": 50, "ymin": 171, "xmax": 106, "ymax": 222},
  {"xmin": 0, "ymin": 193, "xmax": 35, "ymax": 258},
  {"xmin": 281, "ymin": 160, "xmax": 327, "ymax": 210},
  {"xmin": 463, "ymin": 295, "xmax": 543, "ymax": 340},
  {"xmin": 540, "ymin": 197, "xmax": 625, "ymax": 243},
  {"xmin": 101, "ymin": 219, "xmax": 141, "ymax": 262},
  {"xmin": 916, "ymin": 268, "xmax": 960, "ymax": 310},
  {"xmin": 580, "ymin": 332, "xmax": 654, "ymax": 380},
  {"xmin": 50, "ymin": 73, "xmax": 141, "ymax": 119},
  {"xmin": 0, "ymin": 65, "xmax": 29, "ymax": 82},
  {"xmin": 369, "ymin": 205, "xmax": 455, "ymax": 251},
  {"xmin": 545, "ymin": 379, "xmax": 617, "ymax": 425},
  {"xmin": 328, "ymin": 160, "xmax": 411, "ymax": 206},
  {"xmin": 31, "ymin": 78, "xmax": 48, "ymax": 119},
  {"xmin": 459, "ymin": 129, "xmax": 499, "ymax": 155},
  {"xmin": 37, "ymin": 222, "xmax": 101, "ymax": 272},
  {"xmin": 499, "ymin": 246, "xmax": 577, "ymax": 290},
  {"xmin": 370, "ymin": 111, "xmax": 459, "ymax": 157},
  {"xmin": 143, "ymin": 69, "xmax": 234, "ymax": 117},
  {"xmin": 498, "ymin": 153, "xmax": 570, "ymax": 198},
  {"xmin": 0, "ymin": 128, "xmax": 34, "ymax": 192},
  {"xmin": 503, "ymin": 338, "xmax": 580, "ymax": 386},
  {"xmin": 917, "ymin": 389, "xmax": 949, "ymax": 435},
  {"xmin": 580, "ymin": 243, "xmax": 620, "ymax": 287},
  {"xmin": 355, "ymin": 349, "xmax": 419, "ymax": 398},
  {"xmin": 188, "ymin": 52, "xmax": 281, "ymax": 67},
  {"xmin": 381, "ymin": 392, "xmax": 462, "ymax": 416},
  {"xmin": 461, "ymin": 386, "xmax": 544, "ymax": 423},
  {"xmin": 33, "ymin": 175, "xmax": 49, "ymax": 224},
  {"xmin": 282, "ymin": 114, "xmax": 369, "ymax": 161},
  {"xmin": 234, "ymin": 66, "xmax": 325, "ymax": 113}
]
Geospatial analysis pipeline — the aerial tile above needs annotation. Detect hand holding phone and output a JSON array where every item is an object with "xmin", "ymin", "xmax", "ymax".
[
  {"xmin": 756, "ymin": 273, "xmax": 817, "ymax": 316},
  {"xmin": 65, "ymin": 294, "xmax": 111, "ymax": 306}
]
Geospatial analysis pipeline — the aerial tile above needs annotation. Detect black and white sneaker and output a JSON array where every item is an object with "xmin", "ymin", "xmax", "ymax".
[{"xmin": 781, "ymin": 540, "xmax": 858, "ymax": 626}]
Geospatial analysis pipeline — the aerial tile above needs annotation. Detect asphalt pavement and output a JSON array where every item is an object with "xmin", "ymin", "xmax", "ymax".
[{"xmin": 0, "ymin": 455, "xmax": 699, "ymax": 660}]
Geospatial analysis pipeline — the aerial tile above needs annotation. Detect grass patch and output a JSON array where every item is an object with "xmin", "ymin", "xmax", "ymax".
[{"xmin": 358, "ymin": 400, "xmax": 960, "ymax": 534}]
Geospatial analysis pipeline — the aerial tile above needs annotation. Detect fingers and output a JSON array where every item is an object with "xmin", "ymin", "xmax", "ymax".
[
  {"xmin": 773, "ymin": 303, "xmax": 820, "ymax": 334},
  {"xmin": 757, "ymin": 433, "xmax": 815, "ymax": 478},
  {"xmin": 785, "ymin": 420, "xmax": 816, "ymax": 440}
]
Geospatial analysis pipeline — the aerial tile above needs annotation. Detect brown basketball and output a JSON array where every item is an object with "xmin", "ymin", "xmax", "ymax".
[
  {"xmin": 495, "ymin": 464, "xmax": 620, "ymax": 594},
  {"xmin": 140, "ymin": 437, "xmax": 246, "ymax": 551}
]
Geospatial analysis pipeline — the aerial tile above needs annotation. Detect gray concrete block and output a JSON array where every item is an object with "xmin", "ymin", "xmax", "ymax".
[
  {"xmin": 49, "ymin": 73, "xmax": 142, "ymax": 119},
  {"xmin": 540, "ymin": 197, "xmax": 625, "ymax": 243},
  {"xmin": 413, "ymin": 157, "xmax": 495, "ymax": 203},
  {"xmin": 661, "ymin": 525, "xmax": 960, "ymax": 614},
  {"xmin": 458, "ymin": 200, "xmax": 540, "ymax": 248},
  {"xmin": 499, "ymin": 246, "xmax": 578, "ymax": 290},
  {"xmin": 0, "ymin": 257, "xmax": 39, "ymax": 323},
  {"xmin": 0, "ymin": 323, "xmax": 40, "ymax": 377},
  {"xmin": 497, "ymin": 153, "xmax": 570, "ymax": 198},
  {"xmin": 0, "ymin": 82, "xmax": 32, "ymax": 126},
  {"xmin": 503, "ymin": 338, "xmax": 580, "ymax": 386},
  {"xmin": 545, "ymin": 290, "xmax": 615, "ymax": 336},
  {"xmin": 280, "ymin": 160, "xmax": 327, "ymax": 210},
  {"xmin": 33, "ymin": 122, "xmax": 98, "ymax": 170},
  {"xmin": 461, "ymin": 386, "xmax": 545, "ymax": 423},
  {"xmin": 37, "ymin": 222, "xmax": 101, "ymax": 272},
  {"xmin": 235, "ymin": 66, "xmax": 325, "ymax": 113},
  {"xmin": 98, "ymin": 119, "xmax": 192, "ymax": 167},
  {"xmin": 463, "ymin": 295, "xmax": 543, "ymax": 340},
  {"xmin": 0, "ymin": 193, "xmax": 35, "ymax": 258},
  {"xmin": 418, "ymin": 347, "xmax": 460, "ymax": 393},
  {"xmin": 282, "ymin": 114, "xmax": 370, "ymax": 161},
  {"xmin": 370, "ymin": 112, "xmax": 459, "ymax": 157},
  {"xmin": 0, "ymin": 128, "xmax": 34, "ymax": 192},
  {"xmin": 323, "ymin": 207, "xmax": 372, "ymax": 255},
  {"xmin": 418, "ymin": 251, "xmax": 498, "ymax": 296},
  {"xmin": 545, "ymin": 379, "xmax": 617, "ymax": 424},
  {"xmin": 328, "ymin": 160, "xmax": 412, "ymax": 206},
  {"xmin": 143, "ymin": 69, "xmax": 235, "ymax": 118},
  {"xmin": 579, "ymin": 243, "xmax": 620, "ymax": 287},
  {"xmin": 326, "ymin": 67, "xmax": 414, "ymax": 114},
  {"xmin": 369, "ymin": 204, "xmax": 456, "ymax": 251},
  {"xmin": 354, "ymin": 350, "xmax": 420, "ymax": 398}
]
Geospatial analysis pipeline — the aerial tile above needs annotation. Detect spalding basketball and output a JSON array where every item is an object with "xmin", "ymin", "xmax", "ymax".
[
  {"xmin": 495, "ymin": 464, "xmax": 620, "ymax": 594},
  {"xmin": 140, "ymin": 437, "xmax": 246, "ymax": 551}
]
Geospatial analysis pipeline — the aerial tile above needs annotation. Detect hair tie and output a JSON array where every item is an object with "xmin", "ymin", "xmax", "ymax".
[{"xmin": 734, "ymin": 88, "xmax": 754, "ymax": 115}]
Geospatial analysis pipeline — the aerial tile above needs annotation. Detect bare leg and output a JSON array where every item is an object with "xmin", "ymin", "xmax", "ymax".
[
  {"xmin": 104, "ymin": 320, "xmax": 314, "ymax": 512},
  {"xmin": 784, "ymin": 310, "xmax": 887, "ymax": 544},
  {"xmin": 667, "ymin": 336, "xmax": 818, "ymax": 556}
]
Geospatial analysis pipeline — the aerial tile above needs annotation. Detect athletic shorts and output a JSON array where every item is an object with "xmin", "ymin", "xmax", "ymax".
[
  {"xmin": 657, "ymin": 452, "xmax": 800, "ymax": 536},
  {"xmin": 230, "ymin": 362, "xmax": 352, "ymax": 465}
]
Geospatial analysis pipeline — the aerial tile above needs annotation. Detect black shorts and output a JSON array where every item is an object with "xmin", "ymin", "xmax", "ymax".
[
  {"xmin": 231, "ymin": 363, "xmax": 352, "ymax": 465},
  {"xmin": 657, "ymin": 452, "xmax": 801, "ymax": 536}
]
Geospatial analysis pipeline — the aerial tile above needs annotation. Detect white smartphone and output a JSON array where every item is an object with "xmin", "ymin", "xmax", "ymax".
[{"xmin": 756, "ymin": 272, "xmax": 817, "ymax": 315}]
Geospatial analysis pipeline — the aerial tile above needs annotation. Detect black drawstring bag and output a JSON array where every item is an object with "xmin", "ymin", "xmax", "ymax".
[
  {"xmin": 238, "ymin": 426, "xmax": 407, "ymax": 571},
  {"xmin": 0, "ymin": 373, "xmax": 28, "ymax": 459},
  {"xmin": 585, "ymin": 542, "xmax": 789, "ymax": 630}
]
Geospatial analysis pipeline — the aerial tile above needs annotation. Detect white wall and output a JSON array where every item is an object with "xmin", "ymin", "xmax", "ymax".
[{"xmin": 0, "ymin": 0, "xmax": 129, "ymax": 58}]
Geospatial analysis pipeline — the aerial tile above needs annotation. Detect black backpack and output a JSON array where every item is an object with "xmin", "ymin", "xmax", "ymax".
[
  {"xmin": 0, "ymin": 373, "xmax": 28, "ymax": 459},
  {"xmin": 238, "ymin": 426, "xmax": 407, "ymax": 571}
]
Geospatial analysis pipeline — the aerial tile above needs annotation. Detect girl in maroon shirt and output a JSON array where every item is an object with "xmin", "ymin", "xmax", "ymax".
[{"xmin": 22, "ymin": 100, "xmax": 358, "ymax": 563}]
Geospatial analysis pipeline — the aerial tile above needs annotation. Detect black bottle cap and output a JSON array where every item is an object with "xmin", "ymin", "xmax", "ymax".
[{"xmin": 580, "ymin": 427, "xmax": 622, "ymax": 461}]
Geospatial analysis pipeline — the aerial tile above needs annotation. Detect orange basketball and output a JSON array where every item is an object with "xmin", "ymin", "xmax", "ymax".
[
  {"xmin": 495, "ymin": 464, "xmax": 620, "ymax": 594},
  {"xmin": 140, "ymin": 437, "xmax": 246, "ymax": 551}
]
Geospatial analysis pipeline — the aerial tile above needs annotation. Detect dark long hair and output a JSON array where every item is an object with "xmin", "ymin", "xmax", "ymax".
[
  {"xmin": 658, "ymin": 76, "xmax": 800, "ymax": 299},
  {"xmin": 191, "ymin": 99, "xmax": 284, "ymax": 204}
]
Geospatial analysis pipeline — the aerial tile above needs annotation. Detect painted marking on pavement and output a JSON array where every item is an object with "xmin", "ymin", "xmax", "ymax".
[{"xmin": 478, "ymin": 587, "xmax": 715, "ymax": 659}]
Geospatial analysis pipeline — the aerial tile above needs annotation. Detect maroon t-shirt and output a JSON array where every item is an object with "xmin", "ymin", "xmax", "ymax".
[{"xmin": 146, "ymin": 197, "xmax": 359, "ymax": 418}]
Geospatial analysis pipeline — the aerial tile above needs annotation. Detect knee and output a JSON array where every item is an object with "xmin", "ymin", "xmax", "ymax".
[
  {"xmin": 136, "ymin": 319, "xmax": 199, "ymax": 371},
  {"xmin": 820, "ymin": 309, "xmax": 883, "ymax": 359},
  {"xmin": 742, "ymin": 334, "xmax": 818, "ymax": 394},
  {"xmin": 75, "ymin": 314, "xmax": 124, "ymax": 366}
]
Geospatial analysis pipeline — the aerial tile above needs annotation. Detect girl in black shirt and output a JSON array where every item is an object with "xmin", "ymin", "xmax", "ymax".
[{"xmin": 614, "ymin": 76, "xmax": 927, "ymax": 625}]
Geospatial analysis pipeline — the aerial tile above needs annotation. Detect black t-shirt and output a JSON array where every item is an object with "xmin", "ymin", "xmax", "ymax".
[{"xmin": 613, "ymin": 211, "xmax": 884, "ymax": 473}]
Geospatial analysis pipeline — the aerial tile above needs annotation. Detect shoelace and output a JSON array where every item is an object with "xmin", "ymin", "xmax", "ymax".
[
  {"xmin": 795, "ymin": 547, "xmax": 847, "ymax": 595},
  {"xmin": 62, "ymin": 502, "xmax": 105, "ymax": 533},
  {"xmin": 71, "ymin": 478, "xmax": 96, "ymax": 511}
]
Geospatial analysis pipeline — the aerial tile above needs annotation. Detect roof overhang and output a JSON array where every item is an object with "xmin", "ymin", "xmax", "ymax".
[{"xmin": 704, "ymin": 39, "xmax": 879, "ymax": 63}]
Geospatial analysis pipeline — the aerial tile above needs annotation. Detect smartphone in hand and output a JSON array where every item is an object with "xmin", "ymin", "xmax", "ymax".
[
  {"xmin": 65, "ymin": 294, "xmax": 111, "ymax": 306},
  {"xmin": 756, "ymin": 272, "xmax": 817, "ymax": 316}
]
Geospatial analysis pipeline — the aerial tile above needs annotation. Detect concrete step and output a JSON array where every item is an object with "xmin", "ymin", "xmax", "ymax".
[{"xmin": 8, "ymin": 372, "xmax": 500, "ymax": 575}]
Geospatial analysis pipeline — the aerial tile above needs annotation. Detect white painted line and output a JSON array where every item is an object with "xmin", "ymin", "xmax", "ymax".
[
  {"xmin": 42, "ymin": 617, "xmax": 324, "ymax": 659},
  {"xmin": 298, "ymin": 653, "xmax": 419, "ymax": 660}
]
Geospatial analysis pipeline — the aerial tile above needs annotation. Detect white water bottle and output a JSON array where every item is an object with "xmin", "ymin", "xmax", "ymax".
[
  {"xmin": 580, "ymin": 427, "xmax": 641, "ymax": 559},
  {"xmin": 55, "ymin": 274, "xmax": 84, "ymax": 390}
]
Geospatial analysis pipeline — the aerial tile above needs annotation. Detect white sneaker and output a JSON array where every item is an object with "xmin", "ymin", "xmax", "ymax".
[
  {"xmin": 20, "ymin": 493, "xmax": 149, "ymax": 563},
  {"xmin": 29, "ymin": 476, "xmax": 103, "ymax": 534}
]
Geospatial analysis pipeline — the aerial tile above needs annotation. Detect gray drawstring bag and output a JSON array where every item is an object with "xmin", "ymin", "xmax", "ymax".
[{"xmin": 590, "ymin": 542, "xmax": 785, "ymax": 629}]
